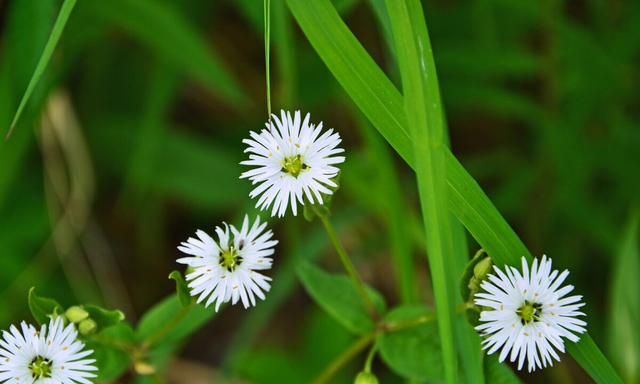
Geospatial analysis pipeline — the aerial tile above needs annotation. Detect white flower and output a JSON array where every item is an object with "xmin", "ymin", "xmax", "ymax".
[
  {"xmin": 474, "ymin": 255, "xmax": 587, "ymax": 372},
  {"xmin": 177, "ymin": 215, "xmax": 277, "ymax": 311},
  {"xmin": 240, "ymin": 110, "xmax": 345, "ymax": 217},
  {"xmin": 0, "ymin": 317, "xmax": 97, "ymax": 383}
]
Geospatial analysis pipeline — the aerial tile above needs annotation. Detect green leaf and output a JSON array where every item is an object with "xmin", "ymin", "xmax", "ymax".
[
  {"xmin": 384, "ymin": 0, "xmax": 459, "ymax": 381},
  {"xmin": 297, "ymin": 261, "xmax": 385, "ymax": 334},
  {"xmin": 86, "ymin": 0, "xmax": 247, "ymax": 108},
  {"xmin": 484, "ymin": 354, "xmax": 521, "ymax": 384},
  {"xmin": 286, "ymin": 1, "xmax": 621, "ymax": 381},
  {"xmin": 28, "ymin": 287, "xmax": 63, "ymax": 324},
  {"xmin": 6, "ymin": 0, "xmax": 76, "ymax": 139},
  {"xmin": 378, "ymin": 305, "xmax": 442, "ymax": 381},
  {"xmin": 169, "ymin": 270, "xmax": 192, "ymax": 307},
  {"xmin": 88, "ymin": 323, "xmax": 135, "ymax": 381},
  {"xmin": 136, "ymin": 295, "xmax": 215, "ymax": 349},
  {"xmin": 84, "ymin": 304, "xmax": 126, "ymax": 330},
  {"xmin": 608, "ymin": 212, "xmax": 640, "ymax": 383}
]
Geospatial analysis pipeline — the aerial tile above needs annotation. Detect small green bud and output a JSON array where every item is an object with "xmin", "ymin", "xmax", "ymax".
[
  {"xmin": 65, "ymin": 306, "xmax": 89, "ymax": 324},
  {"xmin": 473, "ymin": 256, "xmax": 493, "ymax": 281},
  {"xmin": 354, "ymin": 371, "xmax": 379, "ymax": 384},
  {"xmin": 78, "ymin": 319, "xmax": 97, "ymax": 336}
]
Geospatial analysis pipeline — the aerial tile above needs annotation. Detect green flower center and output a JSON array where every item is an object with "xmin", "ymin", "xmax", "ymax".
[
  {"xmin": 517, "ymin": 301, "xmax": 542, "ymax": 324},
  {"xmin": 282, "ymin": 155, "xmax": 309, "ymax": 177},
  {"xmin": 30, "ymin": 356, "xmax": 52, "ymax": 379},
  {"xmin": 219, "ymin": 246, "xmax": 243, "ymax": 272}
]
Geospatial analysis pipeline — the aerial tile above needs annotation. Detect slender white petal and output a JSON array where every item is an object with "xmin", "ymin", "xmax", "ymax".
[
  {"xmin": 240, "ymin": 110, "xmax": 345, "ymax": 217},
  {"xmin": 177, "ymin": 215, "xmax": 278, "ymax": 311},
  {"xmin": 0, "ymin": 317, "xmax": 97, "ymax": 383},
  {"xmin": 474, "ymin": 255, "xmax": 586, "ymax": 372}
]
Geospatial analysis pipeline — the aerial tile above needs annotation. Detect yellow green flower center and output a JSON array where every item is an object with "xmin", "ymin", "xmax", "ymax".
[
  {"xmin": 517, "ymin": 301, "xmax": 542, "ymax": 324},
  {"xmin": 282, "ymin": 155, "xmax": 309, "ymax": 177},
  {"xmin": 30, "ymin": 356, "xmax": 52, "ymax": 379},
  {"xmin": 219, "ymin": 247, "xmax": 243, "ymax": 272}
]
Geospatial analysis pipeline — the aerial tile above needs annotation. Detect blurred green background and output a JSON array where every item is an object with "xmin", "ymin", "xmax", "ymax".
[{"xmin": 0, "ymin": 0, "xmax": 638, "ymax": 382}]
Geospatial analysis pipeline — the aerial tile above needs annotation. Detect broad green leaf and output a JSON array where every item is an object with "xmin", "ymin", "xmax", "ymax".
[
  {"xmin": 168, "ymin": 270, "xmax": 192, "ymax": 307},
  {"xmin": 385, "ymin": 0, "xmax": 460, "ymax": 381},
  {"xmin": 297, "ymin": 261, "xmax": 385, "ymax": 334},
  {"xmin": 86, "ymin": 0, "xmax": 247, "ymax": 108},
  {"xmin": 6, "ymin": 0, "xmax": 76, "ymax": 139},
  {"xmin": 378, "ymin": 305, "xmax": 442, "ymax": 381},
  {"xmin": 84, "ymin": 304, "xmax": 126, "ymax": 330},
  {"xmin": 286, "ymin": 0, "xmax": 622, "ymax": 382},
  {"xmin": 608, "ymin": 212, "xmax": 640, "ymax": 383},
  {"xmin": 484, "ymin": 355, "xmax": 521, "ymax": 384},
  {"xmin": 88, "ymin": 323, "xmax": 135, "ymax": 380},
  {"xmin": 28, "ymin": 287, "xmax": 63, "ymax": 324},
  {"xmin": 136, "ymin": 295, "xmax": 215, "ymax": 349}
]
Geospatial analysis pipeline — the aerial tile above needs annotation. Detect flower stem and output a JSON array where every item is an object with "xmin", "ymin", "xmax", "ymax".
[
  {"xmin": 312, "ymin": 332, "xmax": 376, "ymax": 384},
  {"xmin": 314, "ymin": 206, "xmax": 379, "ymax": 320}
]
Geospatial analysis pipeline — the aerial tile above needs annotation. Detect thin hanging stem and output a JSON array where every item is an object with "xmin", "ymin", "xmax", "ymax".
[
  {"xmin": 313, "ymin": 206, "xmax": 379, "ymax": 320},
  {"xmin": 363, "ymin": 342, "xmax": 377, "ymax": 373},
  {"xmin": 312, "ymin": 332, "xmax": 376, "ymax": 384},
  {"xmin": 264, "ymin": 0, "xmax": 272, "ymax": 119}
]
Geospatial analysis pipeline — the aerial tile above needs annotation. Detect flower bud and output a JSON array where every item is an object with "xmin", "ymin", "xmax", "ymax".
[
  {"xmin": 354, "ymin": 371, "xmax": 379, "ymax": 384},
  {"xmin": 473, "ymin": 256, "xmax": 493, "ymax": 281},
  {"xmin": 65, "ymin": 306, "xmax": 89, "ymax": 324},
  {"xmin": 78, "ymin": 319, "xmax": 97, "ymax": 336}
]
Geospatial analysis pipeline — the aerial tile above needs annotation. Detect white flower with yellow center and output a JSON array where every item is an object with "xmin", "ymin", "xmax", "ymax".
[
  {"xmin": 0, "ymin": 317, "xmax": 97, "ymax": 383},
  {"xmin": 474, "ymin": 255, "xmax": 587, "ymax": 372},
  {"xmin": 240, "ymin": 110, "xmax": 345, "ymax": 217},
  {"xmin": 177, "ymin": 215, "xmax": 277, "ymax": 311}
]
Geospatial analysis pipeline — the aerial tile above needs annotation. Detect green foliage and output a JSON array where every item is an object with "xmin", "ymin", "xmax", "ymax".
[
  {"xmin": 285, "ymin": 1, "xmax": 622, "ymax": 381},
  {"xmin": 84, "ymin": 304, "xmax": 126, "ymax": 330},
  {"xmin": 85, "ymin": 0, "xmax": 248, "ymax": 108},
  {"xmin": 1, "ymin": 0, "xmax": 637, "ymax": 383},
  {"xmin": 384, "ymin": 1, "xmax": 459, "ymax": 381},
  {"xmin": 168, "ymin": 270, "xmax": 192, "ymax": 307},
  {"xmin": 6, "ymin": 0, "xmax": 76, "ymax": 138},
  {"xmin": 88, "ymin": 323, "xmax": 136, "ymax": 381},
  {"xmin": 136, "ymin": 296, "xmax": 214, "ymax": 348},
  {"xmin": 297, "ymin": 261, "xmax": 385, "ymax": 334},
  {"xmin": 608, "ymin": 213, "xmax": 640, "ymax": 383},
  {"xmin": 28, "ymin": 287, "xmax": 63, "ymax": 324},
  {"xmin": 484, "ymin": 355, "xmax": 521, "ymax": 384},
  {"xmin": 378, "ymin": 305, "xmax": 442, "ymax": 381}
]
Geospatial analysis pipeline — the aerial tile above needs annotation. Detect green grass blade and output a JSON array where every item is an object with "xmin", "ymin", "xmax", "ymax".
[
  {"xmin": 286, "ymin": 0, "xmax": 622, "ymax": 382},
  {"xmin": 567, "ymin": 334, "xmax": 625, "ymax": 384},
  {"xmin": 607, "ymin": 211, "xmax": 640, "ymax": 383},
  {"xmin": 384, "ymin": 0, "xmax": 457, "ymax": 381},
  {"xmin": 5, "ymin": 0, "xmax": 77, "ymax": 139}
]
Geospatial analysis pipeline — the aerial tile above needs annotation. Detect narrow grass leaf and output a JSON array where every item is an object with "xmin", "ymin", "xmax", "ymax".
[
  {"xmin": 608, "ymin": 212, "xmax": 640, "ymax": 383},
  {"xmin": 6, "ymin": 0, "xmax": 76, "ymax": 139},
  {"xmin": 384, "ymin": 0, "xmax": 457, "ymax": 381}
]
